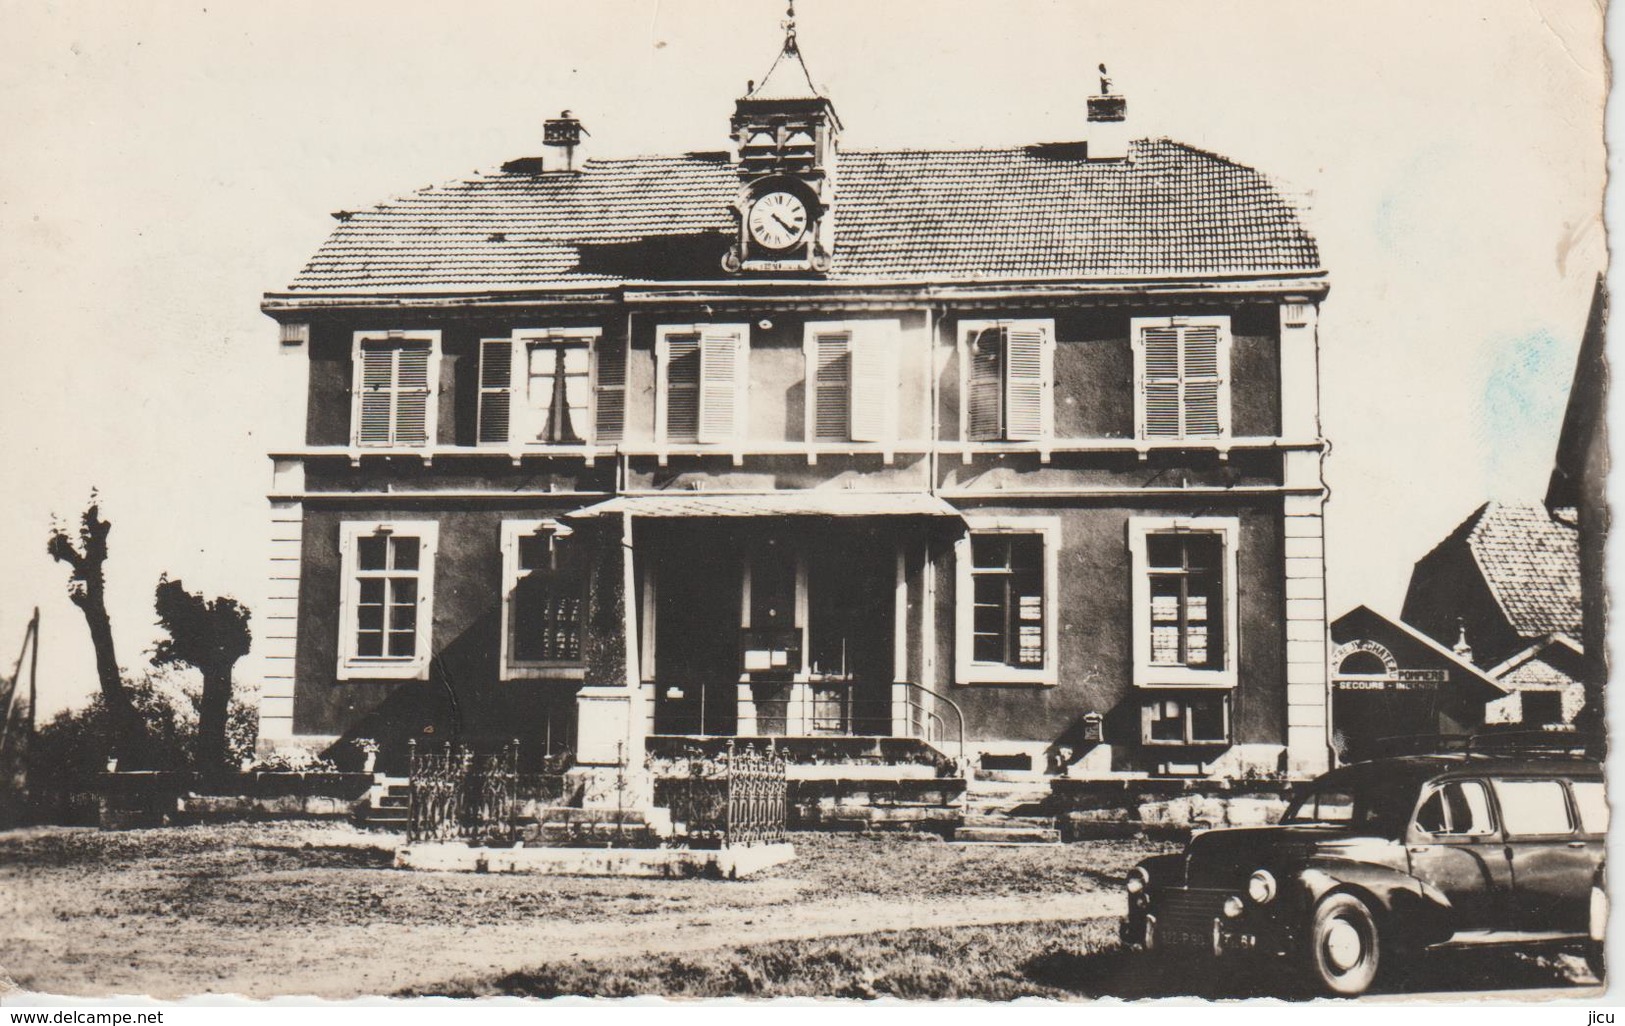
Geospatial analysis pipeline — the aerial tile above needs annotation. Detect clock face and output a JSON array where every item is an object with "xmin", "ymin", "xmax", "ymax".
[{"xmin": 747, "ymin": 190, "xmax": 809, "ymax": 251}]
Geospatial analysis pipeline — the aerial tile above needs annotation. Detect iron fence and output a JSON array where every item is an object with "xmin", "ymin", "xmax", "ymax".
[
  {"xmin": 654, "ymin": 740, "xmax": 786, "ymax": 848},
  {"xmin": 406, "ymin": 740, "xmax": 522, "ymax": 844}
]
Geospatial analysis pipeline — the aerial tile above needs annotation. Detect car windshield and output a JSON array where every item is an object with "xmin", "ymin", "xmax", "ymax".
[{"xmin": 1282, "ymin": 773, "xmax": 1417, "ymax": 835}]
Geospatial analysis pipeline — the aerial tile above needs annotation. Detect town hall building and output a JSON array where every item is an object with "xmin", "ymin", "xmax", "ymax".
[{"xmin": 255, "ymin": 18, "xmax": 1333, "ymax": 783}]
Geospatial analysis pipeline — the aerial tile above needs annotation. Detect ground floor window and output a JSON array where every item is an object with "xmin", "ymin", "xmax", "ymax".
[
  {"xmin": 338, "ymin": 520, "xmax": 438, "ymax": 680},
  {"xmin": 956, "ymin": 517, "xmax": 1059, "ymax": 685},
  {"xmin": 1141, "ymin": 693, "xmax": 1230, "ymax": 745},
  {"xmin": 1128, "ymin": 517, "xmax": 1240, "ymax": 687},
  {"xmin": 502, "ymin": 519, "xmax": 586, "ymax": 678}
]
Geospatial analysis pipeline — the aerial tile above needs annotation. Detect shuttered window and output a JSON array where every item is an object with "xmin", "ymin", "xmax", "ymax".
[
  {"xmin": 658, "ymin": 324, "xmax": 749, "ymax": 445},
  {"xmin": 960, "ymin": 320, "xmax": 1054, "ymax": 442},
  {"xmin": 354, "ymin": 333, "xmax": 439, "ymax": 447},
  {"xmin": 1134, "ymin": 317, "xmax": 1230, "ymax": 439},
  {"xmin": 477, "ymin": 329, "xmax": 609, "ymax": 446},
  {"xmin": 804, "ymin": 320, "xmax": 901, "ymax": 443},
  {"xmin": 338, "ymin": 520, "xmax": 438, "ymax": 680},
  {"xmin": 501, "ymin": 519, "xmax": 585, "ymax": 676}
]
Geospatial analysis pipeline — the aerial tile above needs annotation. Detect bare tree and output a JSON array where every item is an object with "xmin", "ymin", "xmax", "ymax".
[
  {"xmin": 47, "ymin": 499, "xmax": 150, "ymax": 766},
  {"xmin": 153, "ymin": 577, "xmax": 252, "ymax": 780}
]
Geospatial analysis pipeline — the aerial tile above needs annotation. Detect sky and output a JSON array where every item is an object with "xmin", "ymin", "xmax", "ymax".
[{"xmin": 0, "ymin": 0, "xmax": 1608, "ymax": 718}]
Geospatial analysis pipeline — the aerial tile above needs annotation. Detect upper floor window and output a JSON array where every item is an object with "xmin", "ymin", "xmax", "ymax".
[
  {"xmin": 1129, "ymin": 516, "xmax": 1239, "ymax": 687},
  {"xmin": 337, "ymin": 520, "xmax": 438, "ymax": 680},
  {"xmin": 500, "ymin": 519, "xmax": 586, "ymax": 679},
  {"xmin": 804, "ymin": 320, "xmax": 901, "ymax": 443},
  {"xmin": 656, "ymin": 324, "xmax": 749, "ymax": 445},
  {"xmin": 958, "ymin": 320, "xmax": 1055, "ymax": 442},
  {"xmin": 477, "ymin": 329, "xmax": 625, "ymax": 446},
  {"xmin": 353, "ymin": 331, "xmax": 442, "ymax": 447},
  {"xmin": 1132, "ymin": 316, "xmax": 1232, "ymax": 439},
  {"xmin": 955, "ymin": 516, "xmax": 1060, "ymax": 685}
]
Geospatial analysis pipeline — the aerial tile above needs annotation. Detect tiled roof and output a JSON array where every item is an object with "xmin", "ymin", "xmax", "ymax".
[
  {"xmin": 285, "ymin": 138, "xmax": 1320, "ymax": 293},
  {"xmin": 1464, "ymin": 503, "xmax": 1582, "ymax": 639},
  {"xmin": 566, "ymin": 492, "xmax": 961, "ymax": 519}
]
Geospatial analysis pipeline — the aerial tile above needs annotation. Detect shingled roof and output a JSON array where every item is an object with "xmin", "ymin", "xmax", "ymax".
[
  {"xmin": 283, "ymin": 138, "xmax": 1321, "ymax": 294},
  {"xmin": 1463, "ymin": 502, "xmax": 1582, "ymax": 639}
]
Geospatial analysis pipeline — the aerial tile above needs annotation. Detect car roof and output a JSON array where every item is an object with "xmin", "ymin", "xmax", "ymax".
[{"xmin": 1307, "ymin": 754, "xmax": 1603, "ymax": 792}]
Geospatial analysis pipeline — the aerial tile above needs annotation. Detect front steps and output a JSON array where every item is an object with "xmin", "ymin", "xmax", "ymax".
[
  {"xmin": 357, "ymin": 777, "xmax": 409, "ymax": 829},
  {"xmin": 950, "ymin": 777, "xmax": 1061, "ymax": 845}
]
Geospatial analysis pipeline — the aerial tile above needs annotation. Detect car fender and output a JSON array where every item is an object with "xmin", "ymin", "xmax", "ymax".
[{"xmin": 1298, "ymin": 859, "xmax": 1451, "ymax": 922}]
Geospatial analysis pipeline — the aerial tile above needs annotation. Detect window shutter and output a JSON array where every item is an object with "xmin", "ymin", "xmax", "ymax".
[
  {"xmin": 477, "ymin": 338, "xmax": 513, "ymax": 445},
  {"xmin": 356, "ymin": 347, "xmax": 394, "ymax": 446},
  {"xmin": 593, "ymin": 335, "xmax": 627, "ymax": 443},
  {"xmin": 663, "ymin": 332, "xmax": 701, "ymax": 442},
  {"xmin": 1141, "ymin": 326, "xmax": 1181, "ymax": 438},
  {"xmin": 393, "ymin": 343, "xmax": 432, "ymax": 445},
  {"xmin": 849, "ymin": 322, "xmax": 899, "ymax": 443},
  {"xmin": 1182, "ymin": 324, "xmax": 1224, "ymax": 437},
  {"xmin": 1003, "ymin": 321, "xmax": 1050, "ymax": 441},
  {"xmin": 698, "ymin": 327, "xmax": 745, "ymax": 444},
  {"xmin": 965, "ymin": 326, "xmax": 1003, "ymax": 441},
  {"xmin": 812, "ymin": 329, "xmax": 851, "ymax": 441}
]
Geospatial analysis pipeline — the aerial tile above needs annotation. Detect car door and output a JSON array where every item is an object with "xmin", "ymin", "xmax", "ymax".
[
  {"xmin": 1492, "ymin": 776, "xmax": 1593, "ymax": 934},
  {"xmin": 1405, "ymin": 778, "xmax": 1512, "ymax": 932}
]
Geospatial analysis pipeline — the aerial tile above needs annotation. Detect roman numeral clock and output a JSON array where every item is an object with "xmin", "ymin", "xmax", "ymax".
[{"xmin": 722, "ymin": 21, "xmax": 841, "ymax": 275}]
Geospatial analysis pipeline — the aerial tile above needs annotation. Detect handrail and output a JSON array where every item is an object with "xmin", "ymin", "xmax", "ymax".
[{"xmin": 906, "ymin": 681, "xmax": 967, "ymax": 770}]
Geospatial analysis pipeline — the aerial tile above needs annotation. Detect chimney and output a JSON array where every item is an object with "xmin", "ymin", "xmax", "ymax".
[
  {"xmin": 542, "ymin": 110, "xmax": 588, "ymax": 173},
  {"xmin": 1087, "ymin": 64, "xmax": 1129, "ymax": 161}
]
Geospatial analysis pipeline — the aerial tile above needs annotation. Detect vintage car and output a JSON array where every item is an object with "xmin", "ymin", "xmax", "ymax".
[{"xmin": 1121, "ymin": 740, "xmax": 1607, "ymax": 996}]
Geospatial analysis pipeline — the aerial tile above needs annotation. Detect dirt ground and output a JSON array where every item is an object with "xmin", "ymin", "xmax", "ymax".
[{"xmin": 0, "ymin": 822, "xmax": 1164, "ymax": 999}]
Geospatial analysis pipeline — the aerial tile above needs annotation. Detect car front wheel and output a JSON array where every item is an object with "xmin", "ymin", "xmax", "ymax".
[{"xmin": 1307, "ymin": 892, "xmax": 1382, "ymax": 997}]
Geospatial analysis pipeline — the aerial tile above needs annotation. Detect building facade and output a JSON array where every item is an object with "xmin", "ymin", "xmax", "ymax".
[{"xmin": 256, "ymin": 29, "xmax": 1332, "ymax": 780}]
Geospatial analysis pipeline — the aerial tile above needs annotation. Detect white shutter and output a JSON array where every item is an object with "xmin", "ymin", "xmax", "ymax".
[
  {"xmin": 1141, "ymin": 326, "xmax": 1182, "ymax": 438},
  {"xmin": 698, "ymin": 326, "xmax": 746, "ymax": 444},
  {"xmin": 965, "ymin": 326, "xmax": 1003, "ymax": 441},
  {"xmin": 663, "ymin": 332, "xmax": 701, "ymax": 442},
  {"xmin": 356, "ymin": 346, "xmax": 394, "ymax": 446},
  {"xmin": 811, "ymin": 329, "xmax": 851, "ymax": 441},
  {"xmin": 393, "ymin": 343, "xmax": 432, "ymax": 445},
  {"xmin": 1003, "ymin": 321, "xmax": 1051, "ymax": 441},
  {"xmin": 1181, "ymin": 324, "xmax": 1224, "ymax": 437},
  {"xmin": 849, "ymin": 321, "xmax": 899, "ymax": 443},
  {"xmin": 476, "ymin": 338, "xmax": 513, "ymax": 445},
  {"xmin": 593, "ymin": 335, "xmax": 627, "ymax": 443}
]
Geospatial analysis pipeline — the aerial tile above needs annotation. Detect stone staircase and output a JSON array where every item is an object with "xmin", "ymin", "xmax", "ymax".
[
  {"xmin": 950, "ymin": 775, "xmax": 1061, "ymax": 844},
  {"xmin": 357, "ymin": 776, "xmax": 410, "ymax": 829}
]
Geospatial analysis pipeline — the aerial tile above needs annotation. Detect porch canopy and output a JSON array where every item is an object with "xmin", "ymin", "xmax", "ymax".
[{"xmin": 565, "ymin": 492, "xmax": 963, "ymax": 519}]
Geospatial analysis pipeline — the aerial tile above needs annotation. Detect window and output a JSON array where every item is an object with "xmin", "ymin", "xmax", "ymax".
[
  {"xmin": 806, "ymin": 318, "xmax": 910, "ymax": 442},
  {"xmin": 955, "ymin": 517, "xmax": 1059, "ymax": 684},
  {"xmin": 657, "ymin": 324, "xmax": 749, "ymax": 445},
  {"xmin": 1519, "ymin": 690, "xmax": 1564, "ymax": 725},
  {"xmin": 476, "ymin": 329, "xmax": 624, "ymax": 445},
  {"xmin": 501, "ymin": 519, "xmax": 586, "ymax": 679},
  {"xmin": 1571, "ymin": 781, "xmax": 1608, "ymax": 834},
  {"xmin": 1141, "ymin": 693, "xmax": 1230, "ymax": 745},
  {"xmin": 1493, "ymin": 779, "xmax": 1575, "ymax": 836},
  {"xmin": 958, "ymin": 319, "xmax": 1055, "ymax": 442},
  {"xmin": 337, "ymin": 521, "xmax": 438, "ymax": 679},
  {"xmin": 1414, "ymin": 780, "xmax": 1497, "ymax": 836},
  {"xmin": 1129, "ymin": 517, "xmax": 1240, "ymax": 687},
  {"xmin": 804, "ymin": 320, "xmax": 901, "ymax": 443},
  {"xmin": 1132, "ymin": 316, "xmax": 1231, "ymax": 439},
  {"xmin": 352, "ymin": 331, "xmax": 442, "ymax": 447}
]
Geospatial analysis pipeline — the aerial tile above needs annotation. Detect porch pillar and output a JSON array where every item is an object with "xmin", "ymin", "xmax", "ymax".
[
  {"xmin": 891, "ymin": 545, "xmax": 911, "ymax": 737},
  {"xmin": 572, "ymin": 511, "xmax": 652, "ymax": 806}
]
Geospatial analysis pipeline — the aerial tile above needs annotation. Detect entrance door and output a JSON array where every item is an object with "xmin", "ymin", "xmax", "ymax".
[
  {"xmin": 650, "ymin": 525, "xmax": 739, "ymax": 736},
  {"xmin": 807, "ymin": 530, "xmax": 895, "ymax": 736}
]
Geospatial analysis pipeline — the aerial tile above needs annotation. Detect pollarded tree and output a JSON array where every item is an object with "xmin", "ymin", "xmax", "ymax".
[
  {"xmin": 152, "ymin": 576, "xmax": 252, "ymax": 780},
  {"xmin": 47, "ymin": 499, "xmax": 151, "ymax": 766}
]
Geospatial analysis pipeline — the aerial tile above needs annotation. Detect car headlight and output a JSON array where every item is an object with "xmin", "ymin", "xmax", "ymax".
[
  {"xmin": 1223, "ymin": 895, "xmax": 1245, "ymax": 918},
  {"xmin": 1126, "ymin": 867, "xmax": 1148, "ymax": 895},
  {"xmin": 1247, "ymin": 870, "xmax": 1277, "ymax": 905}
]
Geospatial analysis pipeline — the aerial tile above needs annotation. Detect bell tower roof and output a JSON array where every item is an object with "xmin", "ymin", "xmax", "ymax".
[{"xmin": 737, "ymin": 2, "xmax": 841, "ymax": 128}]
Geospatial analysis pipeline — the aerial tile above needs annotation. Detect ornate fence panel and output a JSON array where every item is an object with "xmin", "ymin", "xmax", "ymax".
[
  {"xmin": 725, "ymin": 741, "xmax": 787, "ymax": 847},
  {"xmin": 407, "ymin": 740, "xmax": 522, "ymax": 844}
]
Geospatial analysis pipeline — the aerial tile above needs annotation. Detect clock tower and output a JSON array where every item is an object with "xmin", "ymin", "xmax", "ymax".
[{"xmin": 723, "ymin": 3, "xmax": 841, "ymax": 274}]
